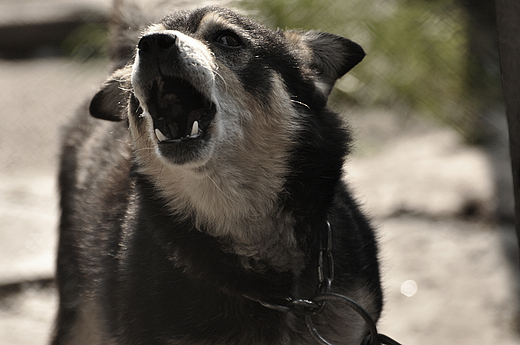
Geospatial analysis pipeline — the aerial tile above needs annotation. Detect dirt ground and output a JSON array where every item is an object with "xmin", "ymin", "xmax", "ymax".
[{"xmin": 1, "ymin": 39, "xmax": 520, "ymax": 345}]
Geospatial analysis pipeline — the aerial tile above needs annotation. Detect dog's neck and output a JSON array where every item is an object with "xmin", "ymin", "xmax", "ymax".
[{"xmin": 135, "ymin": 151, "xmax": 305, "ymax": 273}]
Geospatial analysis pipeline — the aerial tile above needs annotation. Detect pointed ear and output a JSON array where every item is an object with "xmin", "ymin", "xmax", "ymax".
[
  {"xmin": 285, "ymin": 30, "xmax": 365, "ymax": 95},
  {"xmin": 89, "ymin": 66, "xmax": 133, "ymax": 121}
]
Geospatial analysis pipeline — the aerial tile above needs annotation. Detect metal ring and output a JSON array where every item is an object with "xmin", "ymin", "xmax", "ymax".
[
  {"xmin": 305, "ymin": 314, "xmax": 334, "ymax": 345},
  {"xmin": 306, "ymin": 293, "xmax": 403, "ymax": 345},
  {"xmin": 305, "ymin": 293, "xmax": 379, "ymax": 345}
]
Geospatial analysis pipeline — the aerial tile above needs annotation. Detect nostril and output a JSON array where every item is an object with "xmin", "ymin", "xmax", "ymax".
[
  {"xmin": 157, "ymin": 35, "xmax": 176, "ymax": 50},
  {"xmin": 137, "ymin": 33, "xmax": 177, "ymax": 53},
  {"xmin": 137, "ymin": 37, "xmax": 152, "ymax": 53}
]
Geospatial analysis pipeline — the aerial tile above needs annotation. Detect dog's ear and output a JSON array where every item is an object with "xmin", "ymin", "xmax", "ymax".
[
  {"xmin": 285, "ymin": 30, "xmax": 365, "ymax": 95},
  {"xmin": 90, "ymin": 66, "xmax": 132, "ymax": 121}
]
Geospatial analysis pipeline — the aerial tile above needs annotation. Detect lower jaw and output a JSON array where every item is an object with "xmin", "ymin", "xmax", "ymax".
[{"xmin": 156, "ymin": 136, "xmax": 213, "ymax": 166}]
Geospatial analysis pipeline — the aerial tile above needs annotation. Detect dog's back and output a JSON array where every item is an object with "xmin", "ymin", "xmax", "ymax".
[{"xmin": 52, "ymin": 4, "xmax": 382, "ymax": 345}]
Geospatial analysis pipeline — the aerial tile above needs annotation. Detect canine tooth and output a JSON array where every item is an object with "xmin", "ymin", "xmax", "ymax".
[
  {"xmin": 190, "ymin": 121, "xmax": 199, "ymax": 136},
  {"xmin": 155, "ymin": 129, "xmax": 168, "ymax": 142}
]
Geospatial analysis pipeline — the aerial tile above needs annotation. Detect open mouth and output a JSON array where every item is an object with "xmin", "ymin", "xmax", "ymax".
[{"xmin": 145, "ymin": 76, "xmax": 216, "ymax": 143}]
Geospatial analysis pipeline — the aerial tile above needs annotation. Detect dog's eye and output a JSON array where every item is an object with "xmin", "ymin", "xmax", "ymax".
[{"xmin": 214, "ymin": 32, "xmax": 242, "ymax": 48}]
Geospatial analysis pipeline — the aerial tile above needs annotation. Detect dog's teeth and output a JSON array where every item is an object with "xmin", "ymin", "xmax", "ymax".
[
  {"xmin": 190, "ymin": 121, "xmax": 199, "ymax": 136},
  {"xmin": 155, "ymin": 129, "xmax": 168, "ymax": 142}
]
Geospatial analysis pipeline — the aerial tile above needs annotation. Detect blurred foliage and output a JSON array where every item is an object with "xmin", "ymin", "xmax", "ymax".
[
  {"xmin": 61, "ymin": 22, "xmax": 109, "ymax": 62},
  {"xmin": 59, "ymin": 1, "xmax": 503, "ymax": 141},
  {"xmin": 236, "ymin": 0, "xmax": 503, "ymax": 142}
]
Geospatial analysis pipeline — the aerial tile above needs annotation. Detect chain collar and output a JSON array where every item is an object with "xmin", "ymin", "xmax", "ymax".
[
  {"xmin": 244, "ymin": 220, "xmax": 334, "ymax": 315},
  {"xmin": 243, "ymin": 220, "xmax": 402, "ymax": 345}
]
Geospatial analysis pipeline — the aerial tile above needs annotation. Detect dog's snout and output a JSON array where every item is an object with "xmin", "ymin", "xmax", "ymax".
[{"xmin": 138, "ymin": 33, "xmax": 177, "ymax": 55}]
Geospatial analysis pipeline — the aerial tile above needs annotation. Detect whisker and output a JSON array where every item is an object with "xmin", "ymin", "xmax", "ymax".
[
  {"xmin": 214, "ymin": 70, "xmax": 228, "ymax": 94},
  {"xmin": 204, "ymin": 171, "xmax": 233, "ymax": 202},
  {"xmin": 132, "ymin": 129, "xmax": 151, "ymax": 145},
  {"xmin": 134, "ymin": 147, "xmax": 156, "ymax": 154},
  {"xmin": 291, "ymin": 99, "xmax": 311, "ymax": 109}
]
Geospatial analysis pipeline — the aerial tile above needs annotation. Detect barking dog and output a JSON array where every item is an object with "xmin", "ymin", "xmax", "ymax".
[{"xmin": 53, "ymin": 5, "xmax": 382, "ymax": 345}]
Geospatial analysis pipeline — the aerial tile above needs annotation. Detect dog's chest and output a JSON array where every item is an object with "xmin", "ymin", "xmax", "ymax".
[{"xmin": 109, "ymin": 208, "xmax": 302, "ymax": 344}]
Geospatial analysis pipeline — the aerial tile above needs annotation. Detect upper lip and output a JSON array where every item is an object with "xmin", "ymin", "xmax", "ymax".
[{"xmin": 144, "ymin": 75, "xmax": 216, "ymax": 142}]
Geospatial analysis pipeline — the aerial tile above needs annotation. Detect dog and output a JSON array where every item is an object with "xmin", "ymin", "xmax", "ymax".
[{"xmin": 52, "ymin": 5, "xmax": 382, "ymax": 345}]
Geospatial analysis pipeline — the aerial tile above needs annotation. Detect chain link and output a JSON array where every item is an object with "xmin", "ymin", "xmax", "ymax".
[{"xmin": 317, "ymin": 220, "xmax": 334, "ymax": 296}]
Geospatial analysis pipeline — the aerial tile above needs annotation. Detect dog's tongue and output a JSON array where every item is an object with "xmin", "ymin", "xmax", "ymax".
[
  {"xmin": 160, "ymin": 93, "xmax": 204, "ymax": 137},
  {"xmin": 149, "ymin": 77, "xmax": 209, "ymax": 140}
]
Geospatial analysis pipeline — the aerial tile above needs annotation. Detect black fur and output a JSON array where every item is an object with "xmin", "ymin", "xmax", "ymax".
[{"xmin": 52, "ymin": 6, "xmax": 382, "ymax": 345}]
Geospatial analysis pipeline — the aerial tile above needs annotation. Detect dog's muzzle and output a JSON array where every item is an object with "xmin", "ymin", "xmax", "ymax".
[{"xmin": 134, "ymin": 33, "xmax": 216, "ymax": 143}]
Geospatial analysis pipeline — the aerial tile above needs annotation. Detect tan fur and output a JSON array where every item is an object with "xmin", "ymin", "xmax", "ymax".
[
  {"xmin": 131, "ymin": 58, "xmax": 304, "ymax": 271},
  {"xmin": 122, "ymin": 13, "xmax": 312, "ymax": 271}
]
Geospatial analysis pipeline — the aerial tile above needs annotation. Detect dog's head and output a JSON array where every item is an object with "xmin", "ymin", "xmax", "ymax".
[
  {"xmin": 89, "ymin": 6, "xmax": 365, "ymax": 267},
  {"xmin": 90, "ymin": 6, "xmax": 364, "ymax": 168}
]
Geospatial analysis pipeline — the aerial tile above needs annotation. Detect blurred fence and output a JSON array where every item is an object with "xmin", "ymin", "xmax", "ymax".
[
  {"xmin": 237, "ymin": 0, "xmax": 503, "ymax": 143},
  {"xmin": 1, "ymin": 0, "xmax": 504, "ymax": 141}
]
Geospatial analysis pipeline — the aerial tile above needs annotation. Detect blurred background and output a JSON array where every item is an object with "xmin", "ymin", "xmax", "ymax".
[{"xmin": 0, "ymin": 0, "xmax": 518, "ymax": 344}]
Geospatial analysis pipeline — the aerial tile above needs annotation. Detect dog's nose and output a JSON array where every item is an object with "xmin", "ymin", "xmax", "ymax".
[{"xmin": 137, "ymin": 33, "xmax": 177, "ymax": 55}]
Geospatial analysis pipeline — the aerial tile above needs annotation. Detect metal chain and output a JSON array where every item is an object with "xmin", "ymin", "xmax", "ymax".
[
  {"xmin": 304, "ymin": 221, "xmax": 402, "ymax": 345},
  {"xmin": 255, "ymin": 220, "xmax": 334, "ymax": 316},
  {"xmin": 317, "ymin": 220, "xmax": 334, "ymax": 295},
  {"xmin": 243, "ymin": 220, "xmax": 402, "ymax": 345},
  {"xmin": 304, "ymin": 293, "xmax": 402, "ymax": 345}
]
